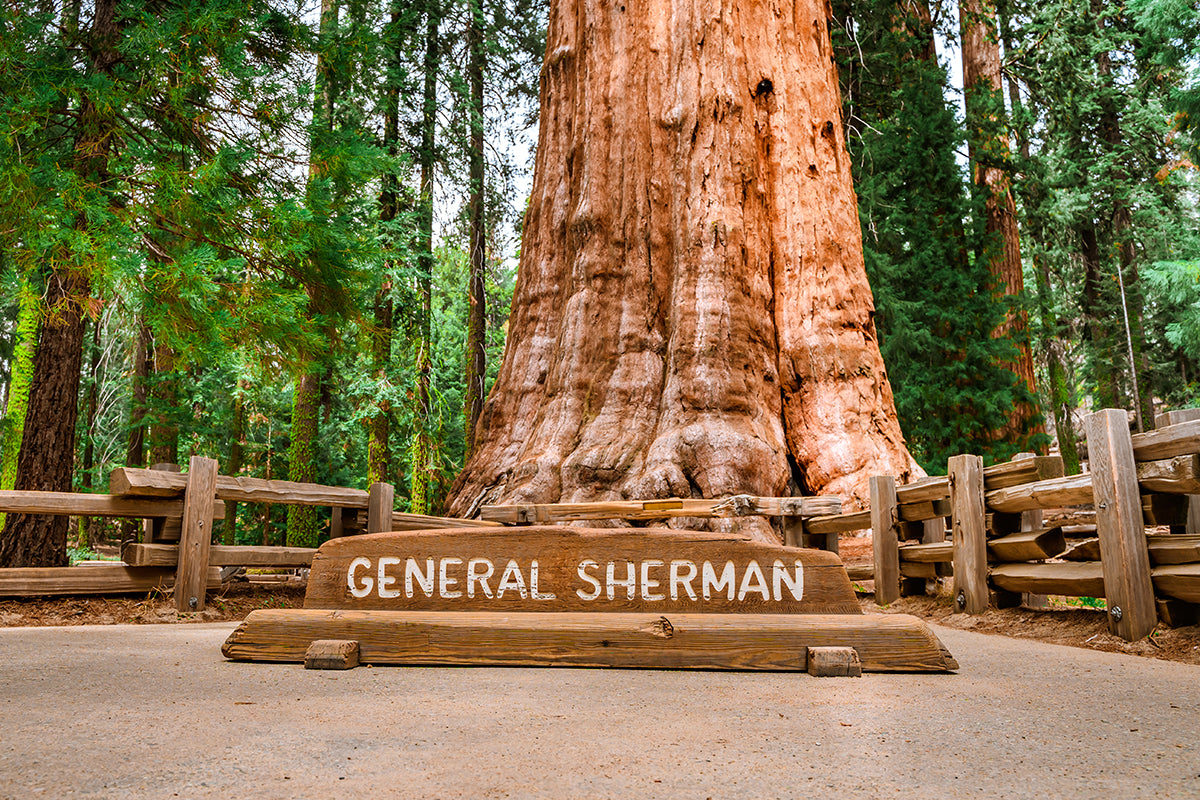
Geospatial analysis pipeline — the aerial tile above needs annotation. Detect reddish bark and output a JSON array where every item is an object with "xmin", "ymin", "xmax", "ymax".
[{"xmin": 447, "ymin": 0, "xmax": 919, "ymax": 527}]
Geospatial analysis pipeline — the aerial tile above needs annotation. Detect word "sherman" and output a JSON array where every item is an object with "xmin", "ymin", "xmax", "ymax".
[{"xmin": 346, "ymin": 558, "xmax": 805, "ymax": 603}]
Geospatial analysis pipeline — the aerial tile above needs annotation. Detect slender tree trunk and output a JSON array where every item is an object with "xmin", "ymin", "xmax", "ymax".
[
  {"xmin": 148, "ymin": 338, "xmax": 179, "ymax": 466},
  {"xmin": 0, "ymin": 0, "xmax": 118, "ymax": 566},
  {"xmin": 959, "ymin": 0, "xmax": 1041, "ymax": 440},
  {"xmin": 463, "ymin": 0, "xmax": 487, "ymax": 458},
  {"xmin": 0, "ymin": 279, "xmax": 40, "ymax": 531},
  {"xmin": 446, "ymin": 0, "xmax": 919, "ymax": 525},
  {"xmin": 1080, "ymin": 221, "xmax": 1119, "ymax": 409},
  {"xmin": 410, "ymin": 0, "xmax": 438, "ymax": 514},
  {"xmin": 77, "ymin": 316, "xmax": 103, "ymax": 549},
  {"xmin": 126, "ymin": 317, "xmax": 152, "ymax": 469},
  {"xmin": 222, "ymin": 379, "xmax": 248, "ymax": 545}
]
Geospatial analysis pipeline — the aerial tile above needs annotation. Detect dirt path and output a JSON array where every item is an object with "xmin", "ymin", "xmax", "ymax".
[{"xmin": 1, "ymin": 621, "xmax": 1197, "ymax": 799}]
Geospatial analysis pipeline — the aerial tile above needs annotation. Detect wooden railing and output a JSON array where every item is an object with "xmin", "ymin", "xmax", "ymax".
[{"xmin": 807, "ymin": 407, "xmax": 1200, "ymax": 642}]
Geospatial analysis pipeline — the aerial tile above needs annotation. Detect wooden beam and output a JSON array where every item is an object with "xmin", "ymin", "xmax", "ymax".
[
  {"xmin": 986, "ymin": 527, "xmax": 1067, "ymax": 562},
  {"xmin": 949, "ymin": 455, "xmax": 988, "ymax": 614},
  {"xmin": 176, "ymin": 456, "xmax": 219, "ymax": 613},
  {"xmin": 479, "ymin": 496, "xmax": 842, "ymax": 525},
  {"xmin": 1151, "ymin": 564, "xmax": 1200, "ymax": 604},
  {"xmin": 222, "ymin": 610, "xmax": 959, "ymax": 673},
  {"xmin": 1146, "ymin": 534, "xmax": 1200, "ymax": 566},
  {"xmin": 367, "ymin": 482, "xmax": 395, "ymax": 534},
  {"xmin": 985, "ymin": 474, "xmax": 1094, "ymax": 514},
  {"xmin": 1136, "ymin": 455, "xmax": 1200, "ymax": 494},
  {"xmin": 1130, "ymin": 418, "xmax": 1200, "ymax": 462},
  {"xmin": 0, "ymin": 564, "xmax": 220, "ymax": 597},
  {"xmin": 122, "ymin": 543, "xmax": 317, "ymax": 568},
  {"xmin": 846, "ymin": 564, "xmax": 875, "ymax": 582},
  {"xmin": 804, "ymin": 510, "xmax": 871, "ymax": 536},
  {"xmin": 0, "ymin": 491, "xmax": 189, "ymax": 519},
  {"xmin": 1061, "ymin": 538, "xmax": 1102, "ymax": 562},
  {"xmin": 898, "ymin": 542, "xmax": 953, "ymax": 563},
  {"xmin": 898, "ymin": 498, "xmax": 951, "ymax": 522},
  {"xmin": 1087, "ymin": 409, "xmax": 1157, "ymax": 641},
  {"xmin": 390, "ymin": 512, "xmax": 501, "ymax": 530},
  {"xmin": 1142, "ymin": 493, "xmax": 1188, "ymax": 526},
  {"xmin": 870, "ymin": 476, "xmax": 901, "ymax": 605},
  {"xmin": 892, "ymin": 456, "xmax": 1066, "ymax": 507},
  {"xmin": 110, "ymin": 467, "xmax": 371, "ymax": 508},
  {"xmin": 989, "ymin": 562, "xmax": 1106, "ymax": 597}
]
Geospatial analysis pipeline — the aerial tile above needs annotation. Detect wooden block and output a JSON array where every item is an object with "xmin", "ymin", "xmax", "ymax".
[
  {"xmin": 1155, "ymin": 598, "xmax": 1200, "ymax": 628},
  {"xmin": 1131, "ymin": 418, "xmax": 1200, "ymax": 461},
  {"xmin": 176, "ymin": 456, "xmax": 220, "ymax": 613},
  {"xmin": 0, "ymin": 565, "xmax": 220, "ymax": 597},
  {"xmin": 1137, "ymin": 455, "xmax": 1200, "ymax": 494},
  {"xmin": 1087, "ymin": 409, "xmax": 1157, "ymax": 641},
  {"xmin": 1061, "ymin": 538, "xmax": 1102, "ymax": 561},
  {"xmin": 223, "ymin": 610, "xmax": 958, "ymax": 673},
  {"xmin": 805, "ymin": 510, "xmax": 871, "ymax": 536},
  {"xmin": 305, "ymin": 527, "xmax": 862, "ymax": 615},
  {"xmin": 1155, "ymin": 409, "xmax": 1200, "ymax": 427},
  {"xmin": 986, "ymin": 474, "xmax": 1094, "ymax": 514},
  {"xmin": 845, "ymin": 564, "xmax": 874, "ymax": 582},
  {"xmin": 870, "ymin": 476, "xmax": 901, "ymax": 605},
  {"xmin": 367, "ymin": 482, "xmax": 395, "ymax": 534},
  {"xmin": 898, "ymin": 542, "xmax": 953, "ymax": 563},
  {"xmin": 898, "ymin": 499, "xmax": 951, "ymax": 523},
  {"xmin": 806, "ymin": 646, "xmax": 861, "ymax": 677},
  {"xmin": 330, "ymin": 506, "xmax": 344, "ymax": 539},
  {"xmin": 949, "ymin": 455, "xmax": 987, "ymax": 614},
  {"xmin": 783, "ymin": 516, "xmax": 803, "ymax": 548},
  {"xmin": 1152, "ymin": 563, "xmax": 1200, "ymax": 604},
  {"xmin": 987, "ymin": 527, "xmax": 1067, "ymax": 562},
  {"xmin": 1146, "ymin": 534, "xmax": 1200, "ymax": 565},
  {"xmin": 111, "ymin": 467, "xmax": 371, "ymax": 508},
  {"xmin": 480, "ymin": 496, "xmax": 843, "ymax": 525},
  {"xmin": 989, "ymin": 562, "xmax": 1106, "ymax": 597},
  {"xmin": 122, "ymin": 543, "xmax": 317, "ymax": 568},
  {"xmin": 304, "ymin": 639, "xmax": 361, "ymax": 670}
]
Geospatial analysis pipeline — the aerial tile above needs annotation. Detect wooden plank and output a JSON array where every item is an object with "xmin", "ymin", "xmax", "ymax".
[
  {"xmin": 870, "ymin": 476, "xmax": 901, "ymax": 605},
  {"xmin": 895, "ymin": 476, "xmax": 950, "ymax": 505},
  {"xmin": 1155, "ymin": 409, "xmax": 1200, "ymax": 427},
  {"xmin": 480, "ymin": 496, "xmax": 842, "ymax": 525},
  {"xmin": 305, "ymin": 527, "xmax": 862, "ymax": 615},
  {"xmin": 986, "ymin": 527, "xmax": 1067, "ymax": 562},
  {"xmin": 330, "ymin": 507, "xmax": 344, "ymax": 539},
  {"xmin": 899, "ymin": 562, "xmax": 939, "ymax": 580},
  {"xmin": 176, "ymin": 456, "xmax": 220, "ymax": 613},
  {"xmin": 222, "ymin": 610, "xmax": 959, "ymax": 673},
  {"xmin": 367, "ymin": 482, "xmax": 395, "ymax": 534},
  {"xmin": 805, "ymin": 510, "xmax": 871, "ymax": 536},
  {"xmin": 1146, "ymin": 534, "xmax": 1200, "ymax": 566},
  {"xmin": 0, "ymin": 565, "xmax": 220, "ymax": 597},
  {"xmin": 899, "ymin": 542, "xmax": 953, "ymax": 563},
  {"xmin": 122, "ymin": 543, "xmax": 317, "ymax": 568},
  {"xmin": 1156, "ymin": 597, "xmax": 1200, "ymax": 628},
  {"xmin": 390, "ymin": 512, "xmax": 501, "ymax": 530},
  {"xmin": 0, "ymin": 491, "xmax": 187, "ymax": 519},
  {"xmin": 110, "ymin": 467, "xmax": 371, "ymax": 508},
  {"xmin": 985, "ymin": 474, "xmax": 1093, "ymax": 514},
  {"xmin": 890, "ymin": 457, "xmax": 1066, "ymax": 508},
  {"xmin": 846, "ymin": 564, "xmax": 874, "ymax": 582},
  {"xmin": 1151, "ymin": 564, "xmax": 1200, "ymax": 604},
  {"xmin": 990, "ymin": 562, "xmax": 1107, "ymax": 597},
  {"xmin": 949, "ymin": 455, "xmax": 988, "ymax": 614},
  {"xmin": 1062, "ymin": 538, "xmax": 1102, "ymax": 561},
  {"xmin": 898, "ymin": 498, "xmax": 951, "ymax": 523},
  {"xmin": 1130, "ymin": 418, "xmax": 1200, "ymax": 462},
  {"xmin": 1136, "ymin": 455, "xmax": 1200, "ymax": 494},
  {"xmin": 1087, "ymin": 409, "xmax": 1158, "ymax": 640},
  {"xmin": 782, "ymin": 516, "xmax": 803, "ymax": 548}
]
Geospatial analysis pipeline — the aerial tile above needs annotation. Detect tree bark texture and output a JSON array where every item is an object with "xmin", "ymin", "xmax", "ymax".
[
  {"xmin": 959, "ymin": 0, "xmax": 1041, "ymax": 438},
  {"xmin": 463, "ymin": 0, "xmax": 488, "ymax": 460},
  {"xmin": 446, "ymin": 0, "xmax": 919, "ymax": 524}
]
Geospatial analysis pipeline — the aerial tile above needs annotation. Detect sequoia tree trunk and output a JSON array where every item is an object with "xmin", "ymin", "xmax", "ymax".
[{"xmin": 446, "ymin": 0, "xmax": 919, "ymax": 526}]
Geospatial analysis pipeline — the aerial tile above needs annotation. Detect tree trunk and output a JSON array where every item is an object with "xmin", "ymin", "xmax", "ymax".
[
  {"xmin": 148, "ymin": 338, "xmax": 179, "ymax": 466},
  {"xmin": 0, "ymin": 277, "xmax": 40, "ymax": 533},
  {"xmin": 0, "ymin": 0, "xmax": 118, "ymax": 566},
  {"xmin": 222, "ymin": 379, "xmax": 248, "ymax": 545},
  {"xmin": 286, "ymin": 369, "xmax": 321, "ymax": 546},
  {"xmin": 446, "ymin": 0, "xmax": 919, "ymax": 525},
  {"xmin": 959, "ymin": 0, "xmax": 1041, "ymax": 440},
  {"xmin": 463, "ymin": 0, "xmax": 487, "ymax": 458}
]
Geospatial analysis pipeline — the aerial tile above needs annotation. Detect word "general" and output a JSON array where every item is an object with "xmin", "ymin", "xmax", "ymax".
[{"xmin": 346, "ymin": 558, "xmax": 804, "ymax": 602}]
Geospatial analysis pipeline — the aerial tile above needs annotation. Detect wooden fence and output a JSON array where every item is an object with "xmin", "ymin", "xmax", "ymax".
[
  {"xmin": 0, "ymin": 456, "xmax": 496, "ymax": 611},
  {"xmin": 806, "ymin": 407, "xmax": 1200, "ymax": 642}
]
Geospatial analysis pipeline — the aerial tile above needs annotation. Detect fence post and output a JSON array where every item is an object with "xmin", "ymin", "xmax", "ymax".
[
  {"xmin": 949, "ymin": 454, "xmax": 988, "ymax": 614},
  {"xmin": 1155, "ymin": 409, "xmax": 1200, "ymax": 533},
  {"xmin": 176, "ymin": 456, "xmax": 219, "ymax": 612},
  {"xmin": 870, "ymin": 476, "xmax": 900, "ymax": 605},
  {"xmin": 1086, "ymin": 409, "xmax": 1157, "ymax": 641},
  {"xmin": 368, "ymin": 482, "xmax": 395, "ymax": 534}
]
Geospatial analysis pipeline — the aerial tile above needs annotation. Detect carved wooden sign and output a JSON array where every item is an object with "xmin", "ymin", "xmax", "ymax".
[{"xmin": 304, "ymin": 527, "xmax": 862, "ymax": 615}]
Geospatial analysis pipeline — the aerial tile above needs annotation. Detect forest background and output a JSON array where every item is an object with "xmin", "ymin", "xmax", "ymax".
[{"xmin": 1, "ymin": 0, "xmax": 1198, "ymax": 555}]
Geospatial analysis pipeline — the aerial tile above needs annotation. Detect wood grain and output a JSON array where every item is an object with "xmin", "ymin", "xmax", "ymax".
[
  {"xmin": 303, "ymin": 527, "xmax": 861, "ymax": 615},
  {"xmin": 480, "ymin": 496, "xmax": 841, "ymax": 525},
  {"xmin": 989, "ymin": 562, "xmax": 1107, "ymax": 597},
  {"xmin": 222, "ymin": 610, "xmax": 958, "ymax": 672},
  {"xmin": 1130, "ymin": 419, "xmax": 1200, "ymax": 462},
  {"xmin": 110, "ymin": 467, "xmax": 371, "ymax": 507},
  {"xmin": 949, "ymin": 455, "xmax": 988, "ymax": 614},
  {"xmin": 1146, "ymin": 534, "xmax": 1200, "ymax": 566},
  {"xmin": 176, "ymin": 456, "xmax": 219, "ymax": 612},
  {"xmin": 986, "ymin": 528, "xmax": 1067, "ymax": 562},
  {"xmin": 0, "ymin": 564, "xmax": 221, "ymax": 596},
  {"xmin": 899, "ymin": 542, "xmax": 954, "ymax": 563},
  {"xmin": 870, "ymin": 476, "xmax": 900, "ymax": 605},
  {"xmin": 805, "ymin": 510, "xmax": 871, "ymax": 536},
  {"xmin": 1151, "ymin": 564, "xmax": 1200, "ymax": 603},
  {"xmin": 122, "ymin": 543, "xmax": 317, "ymax": 568}
]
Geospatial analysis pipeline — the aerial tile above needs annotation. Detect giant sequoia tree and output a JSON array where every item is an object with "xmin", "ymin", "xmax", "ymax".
[{"xmin": 446, "ymin": 0, "xmax": 919, "ymax": 524}]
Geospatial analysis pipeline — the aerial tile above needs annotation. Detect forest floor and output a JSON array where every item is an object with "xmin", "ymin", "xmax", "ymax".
[{"xmin": 1, "ymin": 537, "xmax": 1197, "ymax": 667}]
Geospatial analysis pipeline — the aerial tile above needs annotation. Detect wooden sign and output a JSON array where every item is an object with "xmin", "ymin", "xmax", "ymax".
[{"xmin": 303, "ymin": 527, "xmax": 862, "ymax": 615}]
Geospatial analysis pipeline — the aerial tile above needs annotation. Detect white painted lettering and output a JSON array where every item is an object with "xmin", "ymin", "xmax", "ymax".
[
  {"xmin": 669, "ymin": 560, "xmax": 698, "ymax": 600},
  {"xmin": 530, "ymin": 560, "xmax": 557, "ymax": 600},
  {"xmin": 348, "ymin": 557, "xmax": 373, "ymax": 598},
  {"xmin": 577, "ymin": 560, "xmax": 602, "ymax": 601},
  {"xmin": 377, "ymin": 556, "xmax": 401, "ymax": 599},
  {"xmin": 640, "ymin": 560, "xmax": 665, "ymax": 601},
  {"xmin": 439, "ymin": 557, "xmax": 463, "ymax": 599},
  {"xmin": 467, "ymin": 558, "xmax": 494, "ymax": 598},
  {"xmin": 607, "ymin": 561, "xmax": 636, "ymax": 600},
  {"xmin": 496, "ymin": 560, "xmax": 528, "ymax": 599},
  {"xmin": 702, "ymin": 561, "xmax": 735, "ymax": 600},
  {"xmin": 737, "ymin": 560, "xmax": 771, "ymax": 601},
  {"xmin": 772, "ymin": 560, "xmax": 804, "ymax": 601},
  {"xmin": 405, "ymin": 557, "xmax": 435, "ymax": 598}
]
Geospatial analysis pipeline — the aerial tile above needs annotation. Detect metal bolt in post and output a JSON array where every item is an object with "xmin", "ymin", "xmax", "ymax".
[
  {"xmin": 956, "ymin": 590, "xmax": 966, "ymax": 609},
  {"xmin": 189, "ymin": 596, "xmax": 198, "ymax": 610},
  {"xmin": 1109, "ymin": 606, "xmax": 1122, "ymax": 622}
]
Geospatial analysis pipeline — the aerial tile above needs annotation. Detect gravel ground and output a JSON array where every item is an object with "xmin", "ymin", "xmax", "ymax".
[{"xmin": 1, "ymin": 621, "xmax": 1198, "ymax": 799}]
